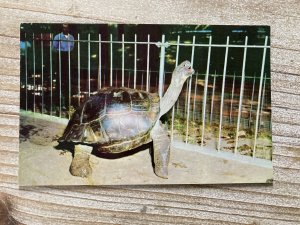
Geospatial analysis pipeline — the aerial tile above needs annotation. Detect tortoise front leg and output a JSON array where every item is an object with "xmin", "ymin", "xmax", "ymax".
[
  {"xmin": 70, "ymin": 145, "xmax": 93, "ymax": 178},
  {"xmin": 150, "ymin": 122, "xmax": 170, "ymax": 179}
]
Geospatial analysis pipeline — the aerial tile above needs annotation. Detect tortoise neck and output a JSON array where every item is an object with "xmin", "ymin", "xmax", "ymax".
[{"xmin": 159, "ymin": 78, "xmax": 186, "ymax": 118}]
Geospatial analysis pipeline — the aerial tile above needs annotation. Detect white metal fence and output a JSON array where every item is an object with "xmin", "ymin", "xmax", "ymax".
[{"xmin": 20, "ymin": 33, "xmax": 271, "ymax": 160}]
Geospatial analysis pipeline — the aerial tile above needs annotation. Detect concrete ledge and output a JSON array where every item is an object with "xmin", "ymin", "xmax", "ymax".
[
  {"xmin": 172, "ymin": 141, "xmax": 273, "ymax": 169},
  {"xmin": 20, "ymin": 110, "xmax": 69, "ymax": 125}
]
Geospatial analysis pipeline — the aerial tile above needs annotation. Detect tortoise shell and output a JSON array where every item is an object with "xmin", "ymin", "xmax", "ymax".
[{"xmin": 59, "ymin": 87, "xmax": 160, "ymax": 153}]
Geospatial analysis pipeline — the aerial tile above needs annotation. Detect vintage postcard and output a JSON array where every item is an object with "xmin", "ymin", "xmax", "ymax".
[{"xmin": 19, "ymin": 24, "xmax": 272, "ymax": 185}]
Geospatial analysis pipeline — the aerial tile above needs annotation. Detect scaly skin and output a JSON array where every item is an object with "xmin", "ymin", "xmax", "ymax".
[{"xmin": 150, "ymin": 122, "xmax": 170, "ymax": 179}]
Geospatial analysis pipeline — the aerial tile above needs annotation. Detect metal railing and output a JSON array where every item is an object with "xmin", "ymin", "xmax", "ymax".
[{"xmin": 20, "ymin": 33, "xmax": 271, "ymax": 160}]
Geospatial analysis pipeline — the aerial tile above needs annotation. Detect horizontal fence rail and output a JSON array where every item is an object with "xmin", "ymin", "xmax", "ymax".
[{"xmin": 20, "ymin": 33, "xmax": 271, "ymax": 161}]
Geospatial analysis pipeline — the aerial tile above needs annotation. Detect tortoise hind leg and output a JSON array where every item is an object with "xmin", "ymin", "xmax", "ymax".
[
  {"xmin": 70, "ymin": 145, "xmax": 93, "ymax": 178},
  {"xmin": 150, "ymin": 122, "xmax": 170, "ymax": 179}
]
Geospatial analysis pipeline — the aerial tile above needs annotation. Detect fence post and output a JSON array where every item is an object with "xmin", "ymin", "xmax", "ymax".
[
  {"xmin": 110, "ymin": 34, "xmax": 113, "ymax": 87},
  {"xmin": 185, "ymin": 35, "xmax": 196, "ymax": 143},
  {"xmin": 259, "ymin": 73, "xmax": 267, "ymax": 131},
  {"xmin": 49, "ymin": 33, "xmax": 53, "ymax": 115},
  {"xmin": 68, "ymin": 37, "xmax": 71, "ymax": 118},
  {"xmin": 88, "ymin": 33, "xmax": 91, "ymax": 96},
  {"xmin": 134, "ymin": 34, "xmax": 137, "ymax": 89},
  {"xmin": 201, "ymin": 36, "xmax": 212, "ymax": 148},
  {"xmin": 41, "ymin": 33, "xmax": 44, "ymax": 114},
  {"xmin": 58, "ymin": 34, "xmax": 62, "ymax": 117},
  {"xmin": 157, "ymin": 35, "xmax": 167, "ymax": 98},
  {"xmin": 210, "ymin": 70, "xmax": 216, "ymax": 125},
  {"xmin": 249, "ymin": 74, "xmax": 256, "ymax": 128},
  {"xmin": 184, "ymin": 82, "xmax": 188, "ymax": 118},
  {"xmin": 25, "ymin": 33, "xmax": 28, "ymax": 111},
  {"xmin": 234, "ymin": 36, "xmax": 248, "ymax": 154},
  {"xmin": 230, "ymin": 73, "xmax": 236, "ymax": 124},
  {"xmin": 122, "ymin": 34, "xmax": 125, "ymax": 87},
  {"xmin": 253, "ymin": 37, "xmax": 268, "ymax": 157},
  {"xmin": 77, "ymin": 33, "xmax": 81, "ymax": 107},
  {"xmin": 192, "ymin": 74, "xmax": 198, "ymax": 121},
  {"xmin": 33, "ymin": 33, "xmax": 36, "ymax": 114},
  {"xmin": 217, "ymin": 36, "xmax": 230, "ymax": 151},
  {"xmin": 171, "ymin": 36, "xmax": 180, "ymax": 142},
  {"xmin": 98, "ymin": 34, "xmax": 102, "ymax": 89},
  {"xmin": 146, "ymin": 34, "xmax": 150, "ymax": 92}
]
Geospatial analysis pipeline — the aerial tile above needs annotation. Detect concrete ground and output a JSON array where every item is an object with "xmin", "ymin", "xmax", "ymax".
[{"xmin": 19, "ymin": 111, "xmax": 273, "ymax": 186}]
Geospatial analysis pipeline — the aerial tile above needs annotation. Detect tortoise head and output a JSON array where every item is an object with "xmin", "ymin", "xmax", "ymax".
[
  {"xmin": 158, "ymin": 60, "xmax": 195, "ymax": 118},
  {"xmin": 172, "ymin": 60, "xmax": 195, "ymax": 84}
]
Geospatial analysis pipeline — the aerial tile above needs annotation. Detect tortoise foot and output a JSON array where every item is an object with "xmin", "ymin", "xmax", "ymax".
[
  {"xmin": 154, "ymin": 166, "xmax": 168, "ymax": 179},
  {"xmin": 69, "ymin": 145, "xmax": 93, "ymax": 178},
  {"xmin": 70, "ymin": 153, "xmax": 92, "ymax": 178}
]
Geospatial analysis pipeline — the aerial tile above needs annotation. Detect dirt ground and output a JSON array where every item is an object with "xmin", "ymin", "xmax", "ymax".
[{"xmin": 19, "ymin": 111, "xmax": 273, "ymax": 186}]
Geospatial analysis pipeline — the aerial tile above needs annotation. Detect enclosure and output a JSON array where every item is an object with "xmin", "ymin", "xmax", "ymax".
[{"xmin": 19, "ymin": 24, "xmax": 272, "ymax": 164}]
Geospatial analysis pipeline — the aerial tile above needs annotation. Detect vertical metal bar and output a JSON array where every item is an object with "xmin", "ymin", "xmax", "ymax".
[
  {"xmin": 58, "ymin": 35, "xmax": 62, "ymax": 117},
  {"xmin": 234, "ymin": 36, "xmax": 248, "ymax": 154},
  {"xmin": 171, "ymin": 103, "xmax": 176, "ymax": 141},
  {"xmin": 122, "ymin": 34, "xmax": 125, "ymax": 87},
  {"xmin": 41, "ymin": 33, "xmax": 44, "ymax": 114},
  {"xmin": 200, "ymin": 74, "xmax": 205, "ymax": 121},
  {"xmin": 175, "ymin": 36, "xmax": 180, "ymax": 67},
  {"xmin": 88, "ymin": 33, "xmax": 91, "ymax": 97},
  {"xmin": 77, "ymin": 33, "xmax": 81, "ymax": 106},
  {"xmin": 33, "ymin": 33, "xmax": 36, "ymax": 113},
  {"xmin": 171, "ymin": 35, "xmax": 180, "ymax": 141},
  {"xmin": 146, "ymin": 34, "xmax": 150, "ymax": 92},
  {"xmin": 134, "ymin": 34, "xmax": 137, "ymax": 89},
  {"xmin": 253, "ymin": 37, "xmax": 268, "ymax": 157},
  {"xmin": 68, "ymin": 36, "xmax": 71, "ymax": 118},
  {"xmin": 249, "ymin": 74, "xmax": 256, "ymax": 128},
  {"xmin": 259, "ymin": 73, "xmax": 267, "ymax": 130},
  {"xmin": 110, "ymin": 34, "xmax": 113, "ymax": 87},
  {"xmin": 230, "ymin": 73, "xmax": 236, "ymax": 124},
  {"xmin": 25, "ymin": 33, "xmax": 28, "ymax": 111},
  {"xmin": 158, "ymin": 35, "xmax": 166, "ymax": 98},
  {"xmin": 217, "ymin": 36, "xmax": 230, "ymax": 151},
  {"xmin": 201, "ymin": 36, "xmax": 212, "ymax": 148},
  {"xmin": 192, "ymin": 73, "xmax": 198, "ymax": 121},
  {"xmin": 98, "ymin": 34, "xmax": 102, "ymax": 89},
  {"xmin": 185, "ymin": 36, "xmax": 196, "ymax": 143},
  {"xmin": 201, "ymin": 36, "xmax": 212, "ymax": 147},
  {"xmin": 49, "ymin": 33, "xmax": 53, "ymax": 115},
  {"xmin": 184, "ymin": 82, "xmax": 188, "ymax": 118},
  {"xmin": 210, "ymin": 71, "xmax": 216, "ymax": 125}
]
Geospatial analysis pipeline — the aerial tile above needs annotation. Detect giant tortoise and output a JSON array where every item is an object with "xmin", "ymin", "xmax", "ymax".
[{"xmin": 59, "ymin": 60, "xmax": 194, "ymax": 179}]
